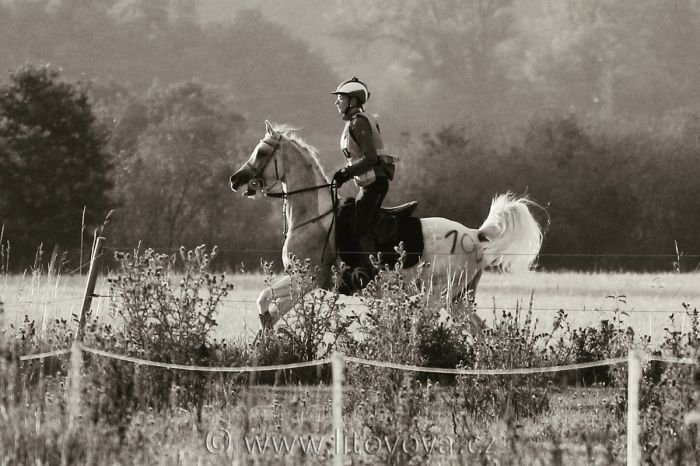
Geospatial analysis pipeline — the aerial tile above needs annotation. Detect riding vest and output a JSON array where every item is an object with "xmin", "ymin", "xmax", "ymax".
[{"xmin": 340, "ymin": 111, "xmax": 398, "ymax": 188}]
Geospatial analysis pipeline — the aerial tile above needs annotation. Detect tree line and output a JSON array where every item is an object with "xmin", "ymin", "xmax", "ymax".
[
  {"xmin": 394, "ymin": 111, "xmax": 700, "ymax": 271},
  {"xmin": 0, "ymin": 0, "xmax": 341, "ymax": 154},
  {"xmin": 328, "ymin": 0, "xmax": 700, "ymax": 143},
  {"xmin": 0, "ymin": 66, "xmax": 282, "ymax": 271},
  {"xmin": 1, "ymin": 65, "xmax": 699, "ymax": 272},
  {"xmin": 1, "ymin": 0, "xmax": 700, "ymax": 271},
  {"xmin": 4, "ymin": 0, "xmax": 700, "ymax": 157}
]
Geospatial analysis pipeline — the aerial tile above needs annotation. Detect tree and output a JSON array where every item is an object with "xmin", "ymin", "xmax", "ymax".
[
  {"xmin": 392, "ymin": 126, "xmax": 509, "ymax": 227},
  {"xmin": 205, "ymin": 9, "xmax": 340, "ymax": 155},
  {"xmin": 0, "ymin": 1, "xmax": 340, "ymax": 156},
  {"xmin": 524, "ymin": 0, "xmax": 700, "ymax": 119},
  {"xmin": 0, "ymin": 65, "xmax": 114, "ymax": 266},
  {"xmin": 330, "ymin": 0, "xmax": 518, "ymax": 130},
  {"xmin": 107, "ymin": 81, "xmax": 282, "ymax": 265}
]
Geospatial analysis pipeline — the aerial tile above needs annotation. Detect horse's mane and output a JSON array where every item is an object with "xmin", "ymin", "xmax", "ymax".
[{"xmin": 270, "ymin": 122, "xmax": 329, "ymax": 181}]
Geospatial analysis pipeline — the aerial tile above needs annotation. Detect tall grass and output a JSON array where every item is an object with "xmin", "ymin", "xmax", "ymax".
[{"xmin": 1, "ymin": 247, "xmax": 699, "ymax": 464}]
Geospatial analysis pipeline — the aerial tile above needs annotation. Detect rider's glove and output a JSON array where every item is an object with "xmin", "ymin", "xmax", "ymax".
[{"xmin": 332, "ymin": 168, "xmax": 351, "ymax": 187}]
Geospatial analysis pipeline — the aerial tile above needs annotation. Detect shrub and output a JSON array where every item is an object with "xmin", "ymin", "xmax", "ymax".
[
  {"xmin": 252, "ymin": 257, "xmax": 354, "ymax": 384},
  {"xmin": 344, "ymin": 255, "xmax": 431, "ymax": 391},
  {"xmin": 103, "ymin": 244, "xmax": 235, "ymax": 415},
  {"xmin": 447, "ymin": 301, "xmax": 566, "ymax": 427},
  {"xmin": 640, "ymin": 305, "xmax": 700, "ymax": 464},
  {"xmin": 275, "ymin": 257, "xmax": 353, "ymax": 362}
]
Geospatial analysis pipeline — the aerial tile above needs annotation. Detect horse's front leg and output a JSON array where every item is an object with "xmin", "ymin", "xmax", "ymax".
[{"xmin": 257, "ymin": 275, "xmax": 293, "ymax": 329}]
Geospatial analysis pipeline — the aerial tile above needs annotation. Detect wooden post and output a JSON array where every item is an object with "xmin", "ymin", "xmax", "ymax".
[
  {"xmin": 627, "ymin": 350, "xmax": 642, "ymax": 466},
  {"xmin": 332, "ymin": 352, "xmax": 345, "ymax": 466},
  {"xmin": 76, "ymin": 235, "xmax": 105, "ymax": 342},
  {"xmin": 0, "ymin": 298, "xmax": 4, "ymax": 351},
  {"xmin": 62, "ymin": 340, "xmax": 83, "ymax": 465},
  {"xmin": 67, "ymin": 340, "xmax": 83, "ymax": 429},
  {"xmin": 0, "ymin": 298, "xmax": 5, "ymax": 382}
]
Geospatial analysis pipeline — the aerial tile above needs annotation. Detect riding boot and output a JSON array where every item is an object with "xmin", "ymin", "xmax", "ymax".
[{"xmin": 355, "ymin": 234, "xmax": 378, "ymax": 287}]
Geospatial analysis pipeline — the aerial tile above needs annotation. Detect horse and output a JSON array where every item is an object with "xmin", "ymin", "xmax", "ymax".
[{"xmin": 230, "ymin": 120, "xmax": 543, "ymax": 330}]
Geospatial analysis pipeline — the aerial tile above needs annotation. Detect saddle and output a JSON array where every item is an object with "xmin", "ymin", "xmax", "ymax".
[
  {"xmin": 336, "ymin": 198, "xmax": 424, "ymax": 294},
  {"xmin": 380, "ymin": 201, "xmax": 418, "ymax": 217}
]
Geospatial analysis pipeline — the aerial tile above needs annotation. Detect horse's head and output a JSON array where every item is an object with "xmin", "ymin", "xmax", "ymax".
[{"xmin": 230, "ymin": 120, "xmax": 286, "ymax": 197}]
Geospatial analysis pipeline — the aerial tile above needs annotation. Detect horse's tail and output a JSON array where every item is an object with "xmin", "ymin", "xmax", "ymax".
[{"xmin": 478, "ymin": 193, "xmax": 543, "ymax": 273}]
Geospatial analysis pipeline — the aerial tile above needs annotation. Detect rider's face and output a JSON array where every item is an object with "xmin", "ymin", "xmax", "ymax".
[{"xmin": 335, "ymin": 94, "xmax": 349, "ymax": 115}]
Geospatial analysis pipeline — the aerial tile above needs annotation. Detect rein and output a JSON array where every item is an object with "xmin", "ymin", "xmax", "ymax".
[
  {"xmin": 265, "ymin": 183, "xmax": 332, "ymax": 199},
  {"xmin": 255, "ymin": 135, "xmax": 332, "ymax": 201},
  {"xmin": 252, "ymin": 134, "xmax": 339, "ymax": 264},
  {"xmin": 267, "ymin": 182, "xmax": 336, "ymax": 241},
  {"xmin": 268, "ymin": 182, "xmax": 339, "ymax": 266}
]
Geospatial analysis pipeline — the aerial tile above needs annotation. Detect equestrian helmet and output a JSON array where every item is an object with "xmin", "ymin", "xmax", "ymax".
[{"xmin": 331, "ymin": 77, "xmax": 370, "ymax": 105}]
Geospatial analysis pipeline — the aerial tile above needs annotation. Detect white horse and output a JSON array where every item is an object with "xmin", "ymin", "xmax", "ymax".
[{"xmin": 230, "ymin": 121, "xmax": 542, "ymax": 328}]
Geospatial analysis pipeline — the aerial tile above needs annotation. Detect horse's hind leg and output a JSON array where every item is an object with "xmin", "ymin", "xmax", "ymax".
[
  {"xmin": 465, "ymin": 268, "xmax": 483, "ymax": 308},
  {"xmin": 257, "ymin": 275, "xmax": 293, "ymax": 329},
  {"xmin": 447, "ymin": 267, "xmax": 481, "ymax": 306},
  {"xmin": 464, "ymin": 269, "xmax": 485, "ymax": 333},
  {"xmin": 447, "ymin": 268, "xmax": 484, "ymax": 333}
]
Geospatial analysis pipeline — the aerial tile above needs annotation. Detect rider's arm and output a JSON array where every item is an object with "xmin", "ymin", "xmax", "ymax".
[{"xmin": 344, "ymin": 115, "xmax": 378, "ymax": 177}]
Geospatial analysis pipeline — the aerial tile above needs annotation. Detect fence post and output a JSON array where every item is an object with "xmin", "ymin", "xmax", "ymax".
[
  {"xmin": 60, "ymin": 340, "xmax": 83, "ymax": 465},
  {"xmin": 66, "ymin": 340, "xmax": 83, "ymax": 430},
  {"xmin": 0, "ymin": 299, "xmax": 4, "ymax": 351},
  {"xmin": 627, "ymin": 350, "xmax": 642, "ymax": 466},
  {"xmin": 76, "ymin": 235, "xmax": 105, "ymax": 342},
  {"xmin": 332, "ymin": 351, "xmax": 345, "ymax": 466}
]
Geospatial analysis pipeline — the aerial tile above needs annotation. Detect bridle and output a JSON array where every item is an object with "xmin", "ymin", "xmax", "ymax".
[
  {"xmin": 247, "ymin": 134, "xmax": 339, "ymax": 260},
  {"xmin": 245, "ymin": 134, "xmax": 284, "ymax": 193}
]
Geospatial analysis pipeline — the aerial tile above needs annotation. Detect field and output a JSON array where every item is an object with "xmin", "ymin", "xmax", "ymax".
[
  {"xmin": 2, "ymin": 267, "xmax": 700, "ymax": 465},
  {"xmin": 3, "ymin": 270, "xmax": 698, "ymax": 343}
]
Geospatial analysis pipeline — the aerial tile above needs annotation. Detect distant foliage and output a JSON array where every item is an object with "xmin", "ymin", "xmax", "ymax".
[
  {"xmin": 99, "ymin": 80, "xmax": 284, "ymax": 268},
  {"xmin": 0, "ymin": 65, "xmax": 114, "ymax": 267},
  {"xmin": 0, "ymin": 0, "xmax": 340, "ymax": 154},
  {"xmin": 109, "ymin": 82, "xmax": 242, "ymax": 246},
  {"xmin": 395, "ymin": 110, "xmax": 700, "ymax": 271}
]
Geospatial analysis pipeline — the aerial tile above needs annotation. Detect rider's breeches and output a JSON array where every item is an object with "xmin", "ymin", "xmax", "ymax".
[{"xmin": 354, "ymin": 176, "xmax": 389, "ymax": 238}]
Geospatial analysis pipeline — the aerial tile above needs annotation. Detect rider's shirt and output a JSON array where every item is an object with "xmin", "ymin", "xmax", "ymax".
[{"xmin": 340, "ymin": 109, "xmax": 397, "ymax": 187}]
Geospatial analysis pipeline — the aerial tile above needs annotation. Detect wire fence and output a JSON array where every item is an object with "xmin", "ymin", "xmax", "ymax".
[
  {"xmin": 4, "ymin": 240, "xmax": 697, "ymax": 315},
  {"xmin": 4, "ymin": 236, "xmax": 700, "ymax": 465},
  {"xmin": 13, "ymin": 342, "xmax": 698, "ymax": 466},
  {"xmin": 2, "ymin": 293, "xmax": 695, "ymax": 315},
  {"xmin": 5, "ymin": 243, "xmax": 700, "ymax": 276},
  {"xmin": 3, "ymin": 295, "xmax": 687, "ymax": 315},
  {"xmin": 95, "ymin": 244, "xmax": 700, "ymax": 257}
]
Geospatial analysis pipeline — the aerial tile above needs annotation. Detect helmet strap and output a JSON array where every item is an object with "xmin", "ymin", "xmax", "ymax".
[{"xmin": 343, "ymin": 101, "xmax": 362, "ymax": 119}]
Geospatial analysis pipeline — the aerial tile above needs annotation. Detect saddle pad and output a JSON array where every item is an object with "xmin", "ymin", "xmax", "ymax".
[{"xmin": 336, "ymin": 199, "xmax": 424, "ymax": 293}]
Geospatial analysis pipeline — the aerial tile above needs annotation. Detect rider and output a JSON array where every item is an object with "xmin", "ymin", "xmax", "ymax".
[{"xmin": 331, "ymin": 77, "xmax": 396, "ymax": 281}]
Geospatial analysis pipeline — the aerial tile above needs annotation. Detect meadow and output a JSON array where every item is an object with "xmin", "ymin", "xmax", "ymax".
[
  {"xmin": 2, "ymin": 259, "xmax": 700, "ymax": 465},
  {"xmin": 3, "ymin": 269, "xmax": 698, "ymax": 344}
]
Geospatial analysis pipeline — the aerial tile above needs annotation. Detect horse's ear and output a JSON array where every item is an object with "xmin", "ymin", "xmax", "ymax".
[{"xmin": 265, "ymin": 120, "xmax": 274, "ymax": 135}]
